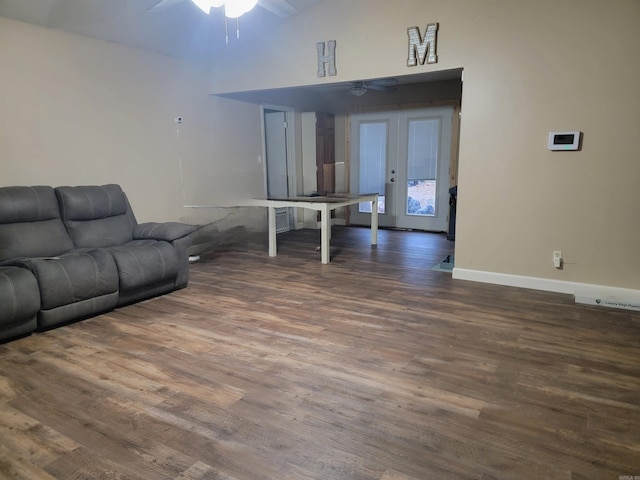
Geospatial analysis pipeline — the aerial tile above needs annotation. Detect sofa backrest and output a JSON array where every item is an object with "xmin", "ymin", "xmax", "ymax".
[
  {"xmin": 55, "ymin": 184, "xmax": 137, "ymax": 248},
  {"xmin": 0, "ymin": 186, "xmax": 75, "ymax": 261}
]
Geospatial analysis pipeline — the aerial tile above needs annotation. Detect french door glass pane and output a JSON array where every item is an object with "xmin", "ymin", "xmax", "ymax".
[
  {"xmin": 407, "ymin": 118, "xmax": 439, "ymax": 180},
  {"xmin": 358, "ymin": 122, "xmax": 387, "ymax": 213},
  {"xmin": 406, "ymin": 118, "xmax": 439, "ymax": 217},
  {"xmin": 359, "ymin": 196, "xmax": 386, "ymax": 214},
  {"xmin": 407, "ymin": 180, "xmax": 436, "ymax": 216}
]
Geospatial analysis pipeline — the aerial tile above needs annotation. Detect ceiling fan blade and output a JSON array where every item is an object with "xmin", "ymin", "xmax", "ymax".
[
  {"xmin": 147, "ymin": 0, "xmax": 188, "ymax": 13},
  {"xmin": 372, "ymin": 77, "xmax": 398, "ymax": 85},
  {"xmin": 367, "ymin": 84, "xmax": 396, "ymax": 93},
  {"xmin": 258, "ymin": 0, "xmax": 297, "ymax": 17}
]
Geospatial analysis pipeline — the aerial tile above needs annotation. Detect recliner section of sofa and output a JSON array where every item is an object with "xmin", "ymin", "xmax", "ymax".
[
  {"xmin": 0, "ymin": 184, "xmax": 196, "ymax": 342},
  {"xmin": 0, "ymin": 185, "xmax": 119, "ymax": 334},
  {"xmin": 55, "ymin": 184, "xmax": 195, "ymax": 306}
]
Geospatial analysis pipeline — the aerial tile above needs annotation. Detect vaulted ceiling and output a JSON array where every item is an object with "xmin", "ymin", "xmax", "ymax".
[{"xmin": 0, "ymin": 0, "xmax": 325, "ymax": 61}]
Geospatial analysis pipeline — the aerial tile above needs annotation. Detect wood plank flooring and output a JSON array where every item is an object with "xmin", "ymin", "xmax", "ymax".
[{"xmin": 1, "ymin": 226, "xmax": 639, "ymax": 480}]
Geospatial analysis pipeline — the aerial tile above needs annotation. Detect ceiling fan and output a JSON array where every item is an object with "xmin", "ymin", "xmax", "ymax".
[
  {"xmin": 148, "ymin": 0, "xmax": 299, "ymax": 44},
  {"xmin": 337, "ymin": 78, "xmax": 398, "ymax": 97},
  {"xmin": 148, "ymin": 0, "xmax": 297, "ymax": 18}
]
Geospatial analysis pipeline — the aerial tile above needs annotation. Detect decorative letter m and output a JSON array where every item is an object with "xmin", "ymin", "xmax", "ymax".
[
  {"xmin": 407, "ymin": 23, "xmax": 438, "ymax": 67},
  {"xmin": 317, "ymin": 40, "xmax": 337, "ymax": 77}
]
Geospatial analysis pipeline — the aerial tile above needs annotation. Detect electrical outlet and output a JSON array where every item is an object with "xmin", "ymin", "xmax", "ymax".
[{"xmin": 553, "ymin": 250, "xmax": 562, "ymax": 269}]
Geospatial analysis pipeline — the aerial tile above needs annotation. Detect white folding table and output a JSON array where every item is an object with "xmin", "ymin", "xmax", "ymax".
[{"xmin": 242, "ymin": 193, "xmax": 379, "ymax": 264}]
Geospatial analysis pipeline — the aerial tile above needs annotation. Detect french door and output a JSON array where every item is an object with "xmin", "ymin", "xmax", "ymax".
[{"xmin": 349, "ymin": 106, "xmax": 453, "ymax": 231}]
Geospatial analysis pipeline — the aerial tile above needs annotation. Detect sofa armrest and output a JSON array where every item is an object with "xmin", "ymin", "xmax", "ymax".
[{"xmin": 133, "ymin": 222, "xmax": 196, "ymax": 242}]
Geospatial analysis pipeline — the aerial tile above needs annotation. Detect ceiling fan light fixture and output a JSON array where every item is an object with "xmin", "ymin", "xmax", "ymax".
[
  {"xmin": 190, "ymin": 0, "xmax": 258, "ymax": 17},
  {"xmin": 224, "ymin": 0, "xmax": 259, "ymax": 18}
]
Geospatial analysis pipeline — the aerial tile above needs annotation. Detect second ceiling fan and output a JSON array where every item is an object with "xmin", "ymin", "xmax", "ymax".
[{"xmin": 347, "ymin": 78, "xmax": 398, "ymax": 96}]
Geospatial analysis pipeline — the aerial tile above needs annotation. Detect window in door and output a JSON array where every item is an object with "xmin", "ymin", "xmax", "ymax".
[
  {"xmin": 358, "ymin": 121, "xmax": 387, "ymax": 214},
  {"xmin": 406, "ymin": 118, "xmax": 439, "ymax": 216}
]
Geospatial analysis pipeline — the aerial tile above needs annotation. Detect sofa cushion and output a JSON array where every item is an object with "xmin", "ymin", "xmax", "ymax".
[
  {"xmin": 0, "ymin": 220, "xmax": 75, "ymax": 262},
  {"xmin": 0, "ymin": 266, "xmax": 40, "ymax": 327},
  {"xmin": 56, "ymin": 184, "xmax": 136, "ymax": 248},
  {"xmin": 56, "ymin": 184, "xmax": 128, "ymax": 221},
  {"xmin": 110, "ymin": 240, "xmax": 178, "ymax": 291},
  {"xmin": 0, "ymin": 186, "xmax": 74, "ymax": 261},
  {"xmin": 0, "ymin": 186, "xmax": 61, "ymax": 223},
  {"xmin": 25, "ymin": 249, "xmax": 119, "ymax": 310},
  {"xmin": 63, "ymin": 216, "xmax": 136, "ymax": 249}
]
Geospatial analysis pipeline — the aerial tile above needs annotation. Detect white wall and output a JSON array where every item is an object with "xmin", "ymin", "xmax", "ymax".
[{"xmin": 210, "ymin": 0, "xmax": 640, "ymax": 292}]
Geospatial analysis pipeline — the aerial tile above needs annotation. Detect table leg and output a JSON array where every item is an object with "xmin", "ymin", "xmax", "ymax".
[
  {"xmin": 268, "ymin": 205, "xmax": 277, "ymax": 257},
  {"xmin": 370, "ymin": 198, "xmax": 378, "ymax": 245},
  {"xmin": 320, "ymin": 204, "xmax": 331, "ymax": 264}
]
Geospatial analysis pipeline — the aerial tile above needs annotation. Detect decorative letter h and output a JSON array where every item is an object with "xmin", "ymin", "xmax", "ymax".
[{"xmin": 317, "ymin": 40, "xmax": 337, "ymax": 77}]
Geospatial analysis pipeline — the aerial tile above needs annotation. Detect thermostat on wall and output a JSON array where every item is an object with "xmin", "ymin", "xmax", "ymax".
[{"xmin": 548, "ymin": 131, "xmax": 581, "ymax": 151}]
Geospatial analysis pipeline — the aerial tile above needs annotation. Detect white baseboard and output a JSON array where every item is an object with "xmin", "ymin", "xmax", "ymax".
[{"xmin": 452, "ymin": 268, "xmax": 640, "ymax": 312}]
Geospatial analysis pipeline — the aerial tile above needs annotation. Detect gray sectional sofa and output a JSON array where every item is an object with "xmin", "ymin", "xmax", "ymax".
[{"xmin": 0, "ymin": 184, "xmax": 196, "ymax": 342}]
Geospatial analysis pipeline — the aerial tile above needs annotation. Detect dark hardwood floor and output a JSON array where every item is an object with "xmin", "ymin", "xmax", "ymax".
[{"xmin": 1, "ymin": 226, "xmax": 639, "ymax": 480}]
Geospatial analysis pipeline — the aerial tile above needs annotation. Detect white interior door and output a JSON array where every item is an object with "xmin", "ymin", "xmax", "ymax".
[
  {"xmin": 350, "ymin": 106, "xmax": 453, "ymax": 232},
  {"xmin": 264, "ymin": 108, "xmax": 294, "ymax": 233},
  {"xmin": 264, "ymin": 110, "xmax": 289, "ymax": 198}
]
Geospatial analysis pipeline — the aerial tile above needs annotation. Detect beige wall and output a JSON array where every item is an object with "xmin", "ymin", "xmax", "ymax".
[
  {"xmin": 211, "ymin": 0, "xmax": 640, "ymax": 292},
  {"xmin": 0, "ymin": 17, "xmax": 266, "ymax": 231}
]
